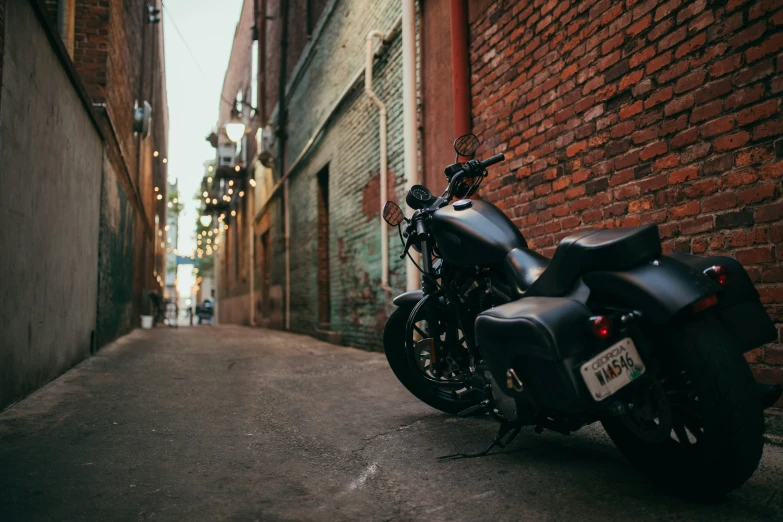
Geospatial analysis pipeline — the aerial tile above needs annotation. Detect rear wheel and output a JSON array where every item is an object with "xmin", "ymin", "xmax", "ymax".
[
  {"xmin": 602, "ymin": 314, "xmax": 764, "ymax": 499},
  {"xmin": 383, "ymin": 305, "xmax": 479, "ymax": 415}
]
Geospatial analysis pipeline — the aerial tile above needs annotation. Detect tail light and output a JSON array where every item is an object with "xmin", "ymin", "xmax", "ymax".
[
  {"xmin": 590, "ymin": 316, "xmax": 613, "ymax": 340},
  {"xmin": 704, "ymin": 265, "xmax": 729, "ymax": 286},
  {"xmin": 693, "ymin": 294, "xmax": 718, "ymax": 313}
]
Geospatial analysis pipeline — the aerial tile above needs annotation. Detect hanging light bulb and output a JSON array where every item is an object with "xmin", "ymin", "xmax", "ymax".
[
  {"xmin": 157, "ymin": 194, "xmax": 163, "ymax": 200},
  {"xmin": 154, "ymin": 186, "xmax": 159, "ymax": 192},
  {"xmin": 231, "ymin": 210, "xmax": 237, "ymax": 216},
  {"xmin": 207, "ymin": 176, "xmax": 213, "ymax": 183},
  {"xmin": 153, "ymin": 151, "xmax": 159, "ymax": 157},
  {"xmin": 239, "ymin": 191, "xmax": 245, "ymax": 197},
  {"xmin": 199, "ymin": 215, "xmax": 212, "ymax": 227},
  {"xmin": 228, "ymin": 188, "xmax": 234, "ymax": 195},
  {"xmin": 249, "ymin": 179, "xmax": 256, "ymax": 187},
  {"xmin": 203, "ymin": 191, "xmax": 209, "ymax": 198},
  {"xmin": 234, "ymin": 165, "xmax": 240, "ymax": 172},
  {"xmin": 162, "ymin": 158, "xmax": 168, "ymax": 164},
  {"xmin": 212, "ymin": 198, "xmax": 217, "ymax": 205},
  {"xmin": 208, "ymin": 166, "xmax": 214, "ymax": 173},
  {"xmin": 229, "ymin": 180, "xmax": 234, "ymax": 187}
]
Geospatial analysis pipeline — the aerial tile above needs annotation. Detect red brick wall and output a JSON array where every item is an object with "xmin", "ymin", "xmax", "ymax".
[{"xmin": 469, "ymin": 0, "xmax": 783, "ymax": 393}]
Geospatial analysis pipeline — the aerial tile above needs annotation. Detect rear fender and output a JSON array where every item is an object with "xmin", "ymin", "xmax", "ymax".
[
  {"xmin": 669, "ymin": 253, "xmax": 776, "ymax": 352},
  {"xmin": 583, "ymin": 256, "xmax": 717, "ymax": 324}
]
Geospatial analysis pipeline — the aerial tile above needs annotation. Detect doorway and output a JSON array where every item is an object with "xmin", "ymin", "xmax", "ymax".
[{"xmin": 317, "ymin": 166, "xmax": 330, "ymax": 328}]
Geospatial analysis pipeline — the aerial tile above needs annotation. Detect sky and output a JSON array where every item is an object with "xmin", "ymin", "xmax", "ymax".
[{"xmin": 162, "ymin": 0, "xmax": 244, "ymax": 258}]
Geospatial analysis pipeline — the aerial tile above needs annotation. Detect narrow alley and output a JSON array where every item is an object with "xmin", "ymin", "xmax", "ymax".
[{"xmin": 1, "ymin": 326, "xmax": 781, "ymax": 522}]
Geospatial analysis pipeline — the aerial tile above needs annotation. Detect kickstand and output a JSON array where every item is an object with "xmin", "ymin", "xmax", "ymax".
[{"xmin": 437, "ymin": 423, "xmax": 522, "ymax": 460}]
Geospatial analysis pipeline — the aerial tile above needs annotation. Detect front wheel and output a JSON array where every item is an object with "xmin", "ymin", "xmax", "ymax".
[
  {"xmin": 602, "ymin": 314, "xmax": 764, "ymax": 499},
  {"xmin": 383, "ymin": 305, "xmax": 479, "ymax": 415}
]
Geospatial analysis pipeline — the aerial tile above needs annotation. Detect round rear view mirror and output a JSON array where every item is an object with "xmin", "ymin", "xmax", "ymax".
[
  {"xmin": 383, "ymin": 201, "xmax": 404, "ymax": 227},
  {"xmin": 453, "ymin": 134, "xmax": 480, "ymax": 157}
]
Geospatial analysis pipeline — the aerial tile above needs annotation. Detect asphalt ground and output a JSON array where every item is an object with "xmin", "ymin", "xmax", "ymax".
[{"xmin": 1, "ymin": 325, "xmax": 781, "ymax": 521}]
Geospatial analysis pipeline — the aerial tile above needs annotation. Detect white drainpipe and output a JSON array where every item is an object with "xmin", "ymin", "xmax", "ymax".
[
  {"xmin": 366, "ymin": 30, "xmax": 393, "ymax": 292},
  {"xmin": 402, "ymin": 0, "xmax": 420, "ymax": 291}
]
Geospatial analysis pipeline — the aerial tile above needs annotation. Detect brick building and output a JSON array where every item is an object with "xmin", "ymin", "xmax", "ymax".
[
  {"xmin": 211, "ymin": 0, "xmax": 481, "ymax": 349},
  {"xmin": 212, "ymin": 0, "xmax": 410, "ymax": 348},
  {"xmin": 0, "ymin": 0, "xmax": 168, "ymax": 409},
  {"xmin": 468, "ymin": 0, "xmax": 782, "ymax": 400}
]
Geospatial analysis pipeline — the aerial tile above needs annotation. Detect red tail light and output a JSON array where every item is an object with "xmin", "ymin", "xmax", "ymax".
[
  {"xmin": 704, "ymin": 265, "xmax": 729, "ymax": 286},
  {"xmin": 693, "ymin": 294, "xmax": 718, "ymax": 313},
  {"xmin": 591, "ymin": 316, "xmax": 613, "ymax": 340}
]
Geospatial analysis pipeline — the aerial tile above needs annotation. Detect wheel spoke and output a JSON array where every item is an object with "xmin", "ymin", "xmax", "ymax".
[
  {"xmin": 672, "ymin": 419, "xmax": 691, "ymax": 446},
  {"xmin": 413, "ymin": 325, "xmax": 427, "ymax": 338}
]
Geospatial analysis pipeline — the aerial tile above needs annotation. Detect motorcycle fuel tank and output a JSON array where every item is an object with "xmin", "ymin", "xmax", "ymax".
[{"xmin": 430, "ymin": 199, "xmax": 527, "ymax": 266}]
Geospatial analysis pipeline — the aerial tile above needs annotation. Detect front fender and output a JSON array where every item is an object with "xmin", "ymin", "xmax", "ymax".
[
  {"xmin": 392, "ymin": 290, "xmax": 424, "ymax": 307},
  {"xmin": 583, "ymin": 256, "xmax": 717, "ymax": 324}
]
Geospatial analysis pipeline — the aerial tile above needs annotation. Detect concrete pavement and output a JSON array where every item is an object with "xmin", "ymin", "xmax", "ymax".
[{"xmin": 1, "ymin": 325, "xmax": 781, "ymax": 521}]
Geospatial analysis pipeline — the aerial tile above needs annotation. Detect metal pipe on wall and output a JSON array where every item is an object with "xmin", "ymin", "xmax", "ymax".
[
  {"xmin": 277, "ymin": 0, "xmax": 291, "ymax": 330},
  {"xmin": 450, "ymin": 0, "xmax": 471, "ymax": 137},
  {"xmin": 402, "ymin": 0, "xmax": 420, "ymax": 292},
  {"xmin": 248, "ymin": 183, "xmax": 256, "ymax": 326},
  {"xmin": 284, "ymin": 178, "xmax": 291, "ymax": 330},
  {"xmin": 57, "ymin": 0, "xmax": 76, "ymax": 57},
  {"xmin": 365, "ymin": 30, "xmax": 393, "ymax": 292}
]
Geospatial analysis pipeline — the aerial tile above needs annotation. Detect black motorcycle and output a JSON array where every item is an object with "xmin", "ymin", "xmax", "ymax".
[{"xmin": 382, "ymin": 133, "xmax": 782, "ymax": 499}]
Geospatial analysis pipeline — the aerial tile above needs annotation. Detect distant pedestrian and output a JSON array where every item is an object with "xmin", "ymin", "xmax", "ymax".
[{"xmin": 187, "ymin": 307, "xmax": 193, "ymax": 326}]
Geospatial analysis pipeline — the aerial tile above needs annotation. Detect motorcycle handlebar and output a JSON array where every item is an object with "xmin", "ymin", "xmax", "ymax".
[
  {"xmin": 480, "ymin": 153, "xmax": 505, "ymax": 168},
  {"xmin": 435, "ymin": 152, "xmax": 507, "ymax": 205}
]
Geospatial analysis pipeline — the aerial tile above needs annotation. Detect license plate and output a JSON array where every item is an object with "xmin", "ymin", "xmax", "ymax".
[{"xmin": 581, "ymin": 338, "xmax": 645, "ymax": 401}]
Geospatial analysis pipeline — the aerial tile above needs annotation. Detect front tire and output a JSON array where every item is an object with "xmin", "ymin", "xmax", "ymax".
[
  {"xmin": 602, "ymin": 314, "xmax": 764, "ymax": 499},
  {"xmin": 383, "ymin": 306, "xmax": 479, "ymax": 415}
]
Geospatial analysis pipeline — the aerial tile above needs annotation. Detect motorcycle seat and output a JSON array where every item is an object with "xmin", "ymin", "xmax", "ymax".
[
  {"xmin": 525, "ymin": 225, "xmax": 662, "ymax": 297},
  {"xmin": 504, "ymin": 248, "xmax": 550, "ymax": 295}
]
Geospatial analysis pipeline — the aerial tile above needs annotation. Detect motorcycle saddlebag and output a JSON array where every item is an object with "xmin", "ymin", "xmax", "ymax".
[
  {"xmin": 475, "ymin": 297, "xmax": 594, "ymax": 414},
  {"xmin": 669, "ymin": 252, "xmax": 776, "ymax": 352}
]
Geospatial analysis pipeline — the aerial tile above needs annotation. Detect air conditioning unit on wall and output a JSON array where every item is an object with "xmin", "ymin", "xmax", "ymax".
[{"xmin": 133, "ymin": 100, "xmax": 152, "ymax": 137}]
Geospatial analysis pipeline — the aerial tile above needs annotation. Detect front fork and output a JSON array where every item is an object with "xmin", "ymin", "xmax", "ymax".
[{"xmin": 416, "ymin": 220, "xmax": 443, "ymax": 376}]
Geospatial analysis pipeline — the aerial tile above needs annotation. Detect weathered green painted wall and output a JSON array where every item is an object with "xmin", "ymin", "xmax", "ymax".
[
  {"xmin": 277, "ymin": 0, "xmax": 408, "ymax": 350},
  {"xmin": 96, "ymin": 158, "xmax": 135, "ymax": 347}
]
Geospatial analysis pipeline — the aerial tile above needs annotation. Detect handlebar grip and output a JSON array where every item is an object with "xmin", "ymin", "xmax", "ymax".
[{"xmin": 481, "ymin": 153, "xmax": 505, "ymax": 168}]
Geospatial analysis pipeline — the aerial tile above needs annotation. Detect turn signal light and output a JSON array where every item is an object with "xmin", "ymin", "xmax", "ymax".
[
  {"xmin": 591, "ymin": 316, "xmax": 613, "ymax": 340},
  {"xmin": 704, "ymin": 265, "xmax": 729, "ymax": 286},
  {"xmin": 693, "ymin": 294, "xmax": 718, "ymax": 313}
]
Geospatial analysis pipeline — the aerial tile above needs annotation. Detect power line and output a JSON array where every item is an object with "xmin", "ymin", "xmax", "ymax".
[{"xmin": 161, "ymin": 2, "xmax": 236, "ymax": 109}]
